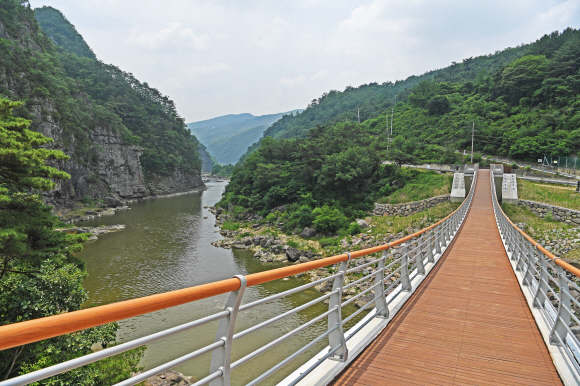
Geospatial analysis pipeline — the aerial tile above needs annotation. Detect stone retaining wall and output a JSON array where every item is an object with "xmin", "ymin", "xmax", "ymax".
[
  {"xmin": 373, "ymin": 195, "xmax": 450, "ymax": 217},
  {"xmin": 518, "ymin": 199, "xmax": 580, "ymax": 225}
]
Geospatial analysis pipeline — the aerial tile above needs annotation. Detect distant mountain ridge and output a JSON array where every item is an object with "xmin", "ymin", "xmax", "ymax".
[{"xmin": 188, "ymin": 110, "xmax": 301, "ymax": 164}]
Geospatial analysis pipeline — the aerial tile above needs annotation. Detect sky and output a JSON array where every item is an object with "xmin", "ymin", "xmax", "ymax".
[{"xmin": 30, "ymin": 0, "xmax": 580, "ymax": 122}]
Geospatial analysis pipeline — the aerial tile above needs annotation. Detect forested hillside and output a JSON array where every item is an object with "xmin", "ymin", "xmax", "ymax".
[
  {"xmin": 222, "ymin": 28, "xmax": 580, "ymax": 235},
  {"xmin": 188, "ymin": 110, "xmax": 300, "ymax": 164},
  {"xmin": 240, "ymin": 40, "xmax": 531, "ymax": 162},
  {"xmin": 34, "ymin": 6, "xmax": 202, "ymax": 177},
  {"xmin": 0, "ymin": 2, "xmax": 206, "ymax": 208}
]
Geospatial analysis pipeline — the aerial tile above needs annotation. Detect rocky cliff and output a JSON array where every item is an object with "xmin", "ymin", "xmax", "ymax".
[{"xmin": 0, "ymin": 6, "xmax": 206, "ymax": 210}]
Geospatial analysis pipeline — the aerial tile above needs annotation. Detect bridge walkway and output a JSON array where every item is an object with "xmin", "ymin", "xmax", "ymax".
[{"xmin": 331, "ymin": 169, "xmax": 562, "ymax": 385}]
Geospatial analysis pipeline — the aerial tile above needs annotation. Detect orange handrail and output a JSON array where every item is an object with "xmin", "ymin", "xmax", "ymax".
[{"xmin": 0, "ymin": 190, "xmax": 468, "ymax": 352}]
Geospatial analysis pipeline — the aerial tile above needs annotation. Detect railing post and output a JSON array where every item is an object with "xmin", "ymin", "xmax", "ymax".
[
  {"xmin": 446, "ymin": 219, "xmax": 452, "ymax": 243},
  {"xmin": 400, "ymin": 243, "xmax": 412, "ymax": 292},
  {"xmin": 515, "ymin": 240, "xmax": 528, "ymax": 273},
  {"xmin": 426, "ymin": 229, "xmax": 435, "ymax": 263},
  {"xmin": 534, "ymin": 252, "xmax": 549, "ymax": 309},
  {"xmin": 374, "ymin": 251, "xmax": 389, "ymax": 318},
  {"xmin": 209, "ymin": 275, "xmax": 247, "ymax": 386},
  {"xmin": 328, "ymin": 253, "xmax": 350, "ymax": 361},
  {"xmin": 522, "ymin": 244, "xmax": 537, "ymax": 286},
  {"xmin": 416, "ymin": 234, "xmax": 426, "ymax": 275},
  {"xmin": 434, "ymin": 225, "xmax": 442, "ymax": 255},
  {"xmin": 511, "ymin": 233, "xmax": 521, "ymax": 262},
  {"xmin": 550, "ymin": 263, "xmax": 571, "ymax": 345}
]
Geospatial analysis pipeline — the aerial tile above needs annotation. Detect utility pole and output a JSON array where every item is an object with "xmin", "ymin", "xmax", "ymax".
[
  {"xmin": 470, "ymin": 121, "xmax": 475, "ymax": 163},
  {"xmin": 386, "ymin": 112, "xmax": 390, "ymax": 154},
  {"xmin": 357, "ymin": 107, "xmax": 360, "ymax": 123},
  {"xmin": 390, "ymin": 107, "xmax": 394, "ymax": 136},
  {"xmin": 390, "ymin": 96, "xmax": 396, "ymax": 136}
]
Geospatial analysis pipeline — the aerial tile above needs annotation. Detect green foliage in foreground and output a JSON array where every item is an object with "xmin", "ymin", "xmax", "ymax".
[{"xmin": 0, "ymin": 100, "xmax": 143, "ymax": 383}]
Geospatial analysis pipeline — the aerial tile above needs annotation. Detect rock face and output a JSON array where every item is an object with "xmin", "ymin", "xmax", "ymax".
[
  {"xmin": 0, "ymin": 18, "xmax": 205, "ymax": 211},
  {"xmin": 518, "ymin": 200, "xmax": 580, "ymax": 225},
  {"xmin": 373, "ymin": 195, "xmax": 450, "ymax": 217},
  {"xmin": 299, "ymin": 227, "xmax": 317, "ymax": 238},
  {"xmin": 144, "ymin": 370, "xmax": 192, "ymax": 386},
  {"xmin": 356, "ymin": 219, "xmax": 368, "ymax": 228},
  {"xmin": 285, "ymin": 247, "xmax": 301, "ymax": 262}
]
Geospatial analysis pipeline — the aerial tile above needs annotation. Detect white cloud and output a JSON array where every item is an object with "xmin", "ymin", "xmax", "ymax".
[
  {"xmin": 278, "ymin": 75, "xmax": 307, "ymax": 88},
  {"xmin": 128, "ymin": 22, "xmax": 209, "ymax": 50},
  {"xmin": 29, "ymin": 0, "xmax": 580, "ymax": 121}
]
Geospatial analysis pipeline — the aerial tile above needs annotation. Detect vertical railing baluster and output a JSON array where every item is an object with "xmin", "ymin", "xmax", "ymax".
[
  {"xmin": 416, "ymin": 234, "xmax": 426, "ymax": 275},
  {"xmin": 523, "ymin": 244, "xmax": 537, "ymax": 286},
  {"xmin": 374, "ymin": 251, "xmax": 389, "ymax": 318},
  {"xmin": 400, "ymin": 243, "xmax": 412, "ymax": 292},
  {"xmin": 550, "ymin": 264, "xmax": 571, "ymax": 345},
  {"xmin": 328, "ymin": 253, "xmax": 350, "ymax": 361},
  {"xmin": 534, "ymin": 252, "xmax": 549, "ymax": 309},
  {"xmin": 209, "ymin": 275, "xmax": 247, "ymax": 386},
  {"xmin": 435, "ymin": 224, "xmax": 442, "ymax": 255},
  {"xmin": 426, "ymin": 229, "xmax": 435, "ymax": 263}
]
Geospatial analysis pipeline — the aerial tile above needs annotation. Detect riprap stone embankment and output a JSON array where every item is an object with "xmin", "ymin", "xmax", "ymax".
[{"xmin": 372, "ymin": 195, "xmax": 449, "ymax": 217}]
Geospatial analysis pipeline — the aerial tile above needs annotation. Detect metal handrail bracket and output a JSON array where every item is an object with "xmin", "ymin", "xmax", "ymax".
[{"xmin": 490, "ymin": 169, "xmax": 580, "ymax": 386}]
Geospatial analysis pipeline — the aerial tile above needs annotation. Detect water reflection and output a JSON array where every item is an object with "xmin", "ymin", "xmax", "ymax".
[{"xmin": 78, "ymin": 182, "xmax": 360, "ymax": 384}]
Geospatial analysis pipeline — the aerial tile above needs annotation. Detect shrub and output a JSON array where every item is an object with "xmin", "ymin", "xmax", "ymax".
[
  {"xmin": 544, "ymin": 212, "xmax": 554, "ymax": 222},
  {"xmin": 222, "ymin": 221, "xmax": 240, "ymax": 231},
  {"xmin": 287, "ymin": 240, "xmax": 299, "ymax": 248},
  {"xmin": 266, "ymin": 212, "xmax": 277, "ymax": 223},
  {"xmin": 312, "ymin": 206, "xmax": 348, "ymax": 233},
  {"xmin": 80, "ymin": 196, "xmax": 93, "ymax": 205},
  {"xmin": 320, "ymin": 237, "xmax": 340, "ymax": 247},
  {"xmin": 347, "ymin": 222, "xmax": 362, "ymax": 236},
  {"xmin": 297, "ymin": 205, "xmax": 313, "ymax": 228}
]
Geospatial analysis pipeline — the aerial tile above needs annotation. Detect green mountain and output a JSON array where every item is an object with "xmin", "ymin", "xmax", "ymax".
[
  {"xmin": 188, "ymin": 113, "xmax": 255, "ymax": 131},
  {"xmin": 188, "ymin": 110, "xmax": 300, "ymax": 164},
  {"xmin": 221, "ymin": 27, "xmax": 580, "ymax": 236},
  {"xmin": 0, "ymin": 2, "xmax": 206, "ymax": 207},
  {"xmin": 239, "ymin": 41, "xmax": 532, "ymax": 163},
  {"xmin": 34, "ymin": 6, "xmax": 95, "ymax": 59}
]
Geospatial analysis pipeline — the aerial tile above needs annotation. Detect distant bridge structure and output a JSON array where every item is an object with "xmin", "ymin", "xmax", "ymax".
[{"xmin": 1, "ymin": 167, "xmax": 580, "ymax": 385}]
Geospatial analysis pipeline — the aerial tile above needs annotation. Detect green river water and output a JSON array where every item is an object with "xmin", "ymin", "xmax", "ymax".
[{"xmin": 78, "ymin": 181, "xmax": 361, "ymax": 385}]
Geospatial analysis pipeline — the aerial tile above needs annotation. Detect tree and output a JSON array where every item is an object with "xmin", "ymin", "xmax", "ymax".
[
  {"xmin": 426, "ymin": 95, "xmax": 451, "ymax": 115},
  {"xmin": 0, "ymin": 99, "xmax": 143, "ymax": 383},
  {"xmin": 312, "ymin": 206, "xmax": 348, "ymax": 234}
]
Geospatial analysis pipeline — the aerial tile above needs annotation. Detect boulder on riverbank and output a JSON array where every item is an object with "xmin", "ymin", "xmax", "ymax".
[
  {"xmin": 299, "ymin": 227, "xmax": 317, "ymax": 238},
  {"xmin": 55, "ymin": 224, "xmax": 125, "ymax": 241},
  {"xmin": 143, "ymin": 370, "xmax": 192, "ymax": 386}
]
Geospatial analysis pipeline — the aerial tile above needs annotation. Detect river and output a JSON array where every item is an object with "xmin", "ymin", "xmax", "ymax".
[{"xmin": 78, "ymin": 181, "xmax": 354, "ymax": 385}]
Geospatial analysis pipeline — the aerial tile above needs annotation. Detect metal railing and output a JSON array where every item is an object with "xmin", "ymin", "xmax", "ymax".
[
  {"xmin": 490, "ymin": 169, "xmax": 580, "ymax": 379},
  {"xmin": 0, "ymin": 171, "xmax": 478, "ymax": 386}
]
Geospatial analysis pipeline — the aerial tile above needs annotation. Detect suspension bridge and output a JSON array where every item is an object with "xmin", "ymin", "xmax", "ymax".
[{"xmin": 1, "ymin": 167, "xmax": 579, "ymax": 385}]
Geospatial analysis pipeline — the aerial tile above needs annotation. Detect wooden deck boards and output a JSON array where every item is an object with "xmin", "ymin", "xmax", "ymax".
[{"xmin": 331, "ymin": 170, "xmax": 562, "ymax": 386}]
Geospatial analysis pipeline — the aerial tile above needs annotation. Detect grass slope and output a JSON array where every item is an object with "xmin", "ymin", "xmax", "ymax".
[
  {"xmin": 377, "ymin": 169, "xmax": 452, "ymax": 204},
  {"xmin": 518, "ymin": 179, "xmax": 580, "ymax": 211}
]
